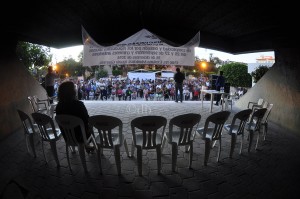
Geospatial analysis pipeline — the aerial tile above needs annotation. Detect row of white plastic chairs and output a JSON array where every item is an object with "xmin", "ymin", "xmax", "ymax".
[{"xmin": 17, "ymin": 102, "xmax": 273, "ymax": 176}]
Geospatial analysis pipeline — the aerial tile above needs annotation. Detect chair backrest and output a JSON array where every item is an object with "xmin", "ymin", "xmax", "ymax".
[
  {"xmin": 169, "ymin": 113, "xmax": 201, "ymax": 146},
  {"xmin": 17, "ymin": 109, "xmax": 37, "ymax": 135},
  {"xmin": 32, "ymin": 112, "xmax": 59, "ymax": 141},
  {"xmin": 131, "ymin": 116, "xmax": 167, "ymax": 149},
  {"xmin": 261, "ymin": 103, "xmax": 273, "ymax": 124},
  {"xmin": 203, "ymin": 111, "xmax": 231, "ymax": 141},
  {"xmin": 33, "ymin": 95, "xmax": 50, "ymax": 106},
  {"xmin": 228, "ymin": 109, "xmax": 252, "ymax": 135},
  {"xmin": 28, "ymin": 96, "xmax": 38, "ymax": 113},
  {"xmin": 88, "ymin": 115, "xmax": 123, "ymax": 148},
  {"xmin": 55, "ymin": 114, "xmax": 87, "ymax": 146},
  {"xmin": 247, "ymin": 108, "xmax": 267, "ymax": 131},
  {"xmin": 257, "ymin": 98, "xmax": 264, "ymax": 106}
]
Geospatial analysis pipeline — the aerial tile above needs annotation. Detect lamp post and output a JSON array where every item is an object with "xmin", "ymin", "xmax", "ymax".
[{"xmin": 201, "ymin": 62, "xmax": 206, "ymax": 76}]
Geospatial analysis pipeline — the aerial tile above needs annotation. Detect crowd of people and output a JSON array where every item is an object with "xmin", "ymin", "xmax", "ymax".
[{"xmin": 52, "ymin": 75, "xmax": 213, "ymax": 102}]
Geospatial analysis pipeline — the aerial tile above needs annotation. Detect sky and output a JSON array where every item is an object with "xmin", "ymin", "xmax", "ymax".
[{"xmin": 50, "ymin": 45, "xmax": 274, "ymax": 64}]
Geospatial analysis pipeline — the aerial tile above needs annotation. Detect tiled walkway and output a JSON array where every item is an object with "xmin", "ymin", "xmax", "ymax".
[{"xmin": 1, "ymin": 100, "xmax": 300, "ymax": 199}]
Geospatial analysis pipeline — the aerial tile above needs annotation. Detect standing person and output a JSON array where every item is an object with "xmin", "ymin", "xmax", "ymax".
[
  {"xmin": 174, "ymin": 67, "xmax": 185, "ymax": 103},
  {"xmin": 215, "ymin": 71, "xmax": 225, "ymax": 106},
  {"xmin": 45, "ymin": 66, "xmax": 59, "ymax": 104},
  {"xmin": 55, "ymin": 81, "xmax": 94, "ymax": 151}
]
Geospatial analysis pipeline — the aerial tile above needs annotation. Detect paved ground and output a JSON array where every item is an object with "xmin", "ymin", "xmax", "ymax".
[{"xmin": 1, "ymin": 100, "xmax": 300, "ymax": 199}]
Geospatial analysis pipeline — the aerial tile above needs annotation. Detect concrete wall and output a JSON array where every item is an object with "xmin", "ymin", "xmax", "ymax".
[
  {"xmin": 0, "ymin": 57, "xmax": 47, "ymax": 140},
  {"xmin": 235, "ymin": 48, "xmax": 300, "ymax": 135}
]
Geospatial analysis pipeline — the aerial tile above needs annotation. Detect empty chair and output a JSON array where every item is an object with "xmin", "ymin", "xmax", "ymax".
[
  {"xmin": 17, "ymin": 109, "xmax": 39, "ymax": 157},
  {"xmin": 89, "ymin": 115, "xmax": 130, "ymax": 175},
  {"xmin": 28, "ymin": 96, "xmax": 48, "ymax": 115},
  {"xmin": 162, "ymin": 113, "xmax": 201, "ymax": 172},
  {"xmin": 55, "ymin": 114, "xmax": 97, "ymax": 173},
  {"xmin": 247, "ymin": 98, "xmax": 264, "ymax": 110},
  {"xmin": 245, "ymin": 108, "xmax": 267, "ymax": 152},
  {"xmin": 223, "ymin": 109, "xmax": 252, "ymax": 158},
  {"xmin": 196, "ymin": 111, "xmax": 231, "ymax": 166},
  {"xmin": 131, "ymin": 116, "xmax": 167, "ymax": 176},
  {"xmin": 260, "ymin": 103, "xmax": 273, "ymax": 141},
  {"xmin": 221, "ymin": 93, "xmax": 233, "ymax": 111},
  {"xmin": 32, "ymin": 95, "xmax": 49, "ymax": 112},
  {"xmin": 32, "ymin": 112, "xmax": 62, "ymax": 167}
]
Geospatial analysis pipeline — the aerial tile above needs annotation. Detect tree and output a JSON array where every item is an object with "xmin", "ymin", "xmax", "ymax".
[
  {"xmin": 251, "ymin": 65, "xmax": 269, "ymax": 83},
  {"xmin": 112, "ymin": 69, "xmax": 122, "ymax": 76},
  {"xmin": 16, "ymin": 41, "xmax": 52, "ymax": 77},
  {"xmin": 56, "ymin": 58, "xmax": 85, "ymax": 78},
  {"xmin": 219, "ymin": 62, "xmax": 252, "ymax": 87}
]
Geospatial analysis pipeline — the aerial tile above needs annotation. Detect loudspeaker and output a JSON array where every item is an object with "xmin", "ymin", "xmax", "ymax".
[
  {"xmin": 224, "ymin": 83, "xmax": 230, "ymax": 93},
  {"xmin": 210, "ymin": 74, "xmax": 218, "ymax": 90}
]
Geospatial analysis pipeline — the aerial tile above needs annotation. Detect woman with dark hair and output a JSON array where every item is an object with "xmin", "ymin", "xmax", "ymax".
[{"xmin": 55, "ymin": 81, "xmax": 93, "ymax": 148}]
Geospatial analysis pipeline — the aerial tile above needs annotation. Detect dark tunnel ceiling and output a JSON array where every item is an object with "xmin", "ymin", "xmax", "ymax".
[{"xmin": 3, "ymin": 0, "xmax": 298, "ymax": 54}]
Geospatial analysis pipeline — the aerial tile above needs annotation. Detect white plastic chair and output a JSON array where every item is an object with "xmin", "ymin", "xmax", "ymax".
[
  {"xmin": 247, "ymin": 98, "xmax": 264, "ymax": 110},
  {"xmin": 32, "ymin": 95, "xmax": 49, "ymax": 111},
  {"xmin": 89, "ymin": 115, "xmax": 130, "ymax": 175},
  {"xmin": 162, "ymin": 113, "xmax": 201, "ymax": 172},
  {"xmin": 245, "ymin": 108, "xmax": 267, "ymax": 152},
  {"xmin": 261, "ymin": 103, "xmax": 273, "ymax": 141},
  {"xmin": 17, "ymin": 109, "xmax": 39, "ymax": 157},
  {"xmin": 55, "ymin": 114, "xmax": 97, "ymax": 173},
  {"xmin": 196, "ymin": 111, "xmax": 231, "ymax": 166},
  {"xmin": 221, "ymin": 93, "xmax": 233, "ymax": 111},
  {"xmin": 131, "ymin": 116, "xmax": 167, "ymax": 176},
  {"xmin": 223, "ymin": 109, "xmax": 252, "ymax": 158},
  {"xmin": 32, "ymin": 112, "xmax": 62, "ymax": 167}
]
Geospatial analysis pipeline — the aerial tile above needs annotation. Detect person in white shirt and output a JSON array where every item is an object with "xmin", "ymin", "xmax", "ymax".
[{"xmin": 45, "ymin": 66, "xmax": 59, "ymax": 104}]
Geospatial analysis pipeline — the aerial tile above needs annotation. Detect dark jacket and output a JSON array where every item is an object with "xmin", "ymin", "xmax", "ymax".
[{"xmin": 174, "ymin": 72, "xmax": 185, "ymax": 84}]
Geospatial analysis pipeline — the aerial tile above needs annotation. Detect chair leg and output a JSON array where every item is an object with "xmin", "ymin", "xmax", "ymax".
[
  {"xmin": 137, "ymin": 146, "xmax": 142, "ymax": 176},
  {"xmin": 124, "ymin": 139, "xmax": 130, "ymax": 157},
  {"xmin": 240, "ymin": 134, "xmax": 244, "ymax": 155},
  {"xmin": 248, "ymin": 130, "xmax": 254, "ymax": 152},
  {"xmin": 263, "ymin": 123, "xmax": 268, "ymax": 141},
  {"xmin": 28, "ymin": 134, "xmax": 36, "ymax": 158},
  {"xmin": 156, "ymin": 145, "xmax": 162, "ymax": 175},
  {"xmin": 204, "ymin": 139, "xmax": 211, "ymax": 166},
  {"xmin": 66, "ymin": 145, "xmax": 72, "ymax": 172},
  {"xmin": 171, "ymin": 143, "xmax": 178, "ymax": 172},
  {"xmin": 96, "ymin": 145, "xmax": 103, "ymax": 175},
  {"xmin": 50, "ymin": 141, "xmax": 60, "ymax": 167},
  {"xmin": 161, "ymin": 136, "xmax": 166, "ymax": 151},
  {"xmin": 131, "ymin": 142, "xmax": 135, "ymax": 157},
  {"xmin": 217, "ymin": 139, "xmax": 222, "ymax": 162},
  {"xmin": 189, "ymin": 143, "xmax": 193, "ymax": 169},
  {"xmin": 78, "ymin": 144, "xmax": 88, "ymax": 173},
  {"xmin": 114, "ymin": 145, "xmax": 121, "ymax": 175},
  {"xmin": 229, "ymin": 134, "xmax": 237, "ymax": 158},
  {"xmin": 255, "ymin": 130, "xmax": 261, "ymax": 150},
  {"xmin": 41, "ymin": 140, "xmax": 47, "ymax": 163}
]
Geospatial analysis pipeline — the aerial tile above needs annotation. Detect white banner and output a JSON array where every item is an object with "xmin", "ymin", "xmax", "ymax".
[{"xmin": 82, "ymin": 27, "xmax": 200, "ymax": 66}]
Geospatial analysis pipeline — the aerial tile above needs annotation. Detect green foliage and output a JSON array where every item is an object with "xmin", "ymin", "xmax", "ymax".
[
  {"xmin": 219, "ymin": 62, "xmax": 252, "ymax": 87},
  {"xmin": 57, "ymin": 58, "xmax": 85, "ymax": 77},
  {"xmin": 97, "ymin": 69, "xmax": 108, "ymax": 78},
  {"xmin": 16, "ymin": 41, "xmax": 52, "ymax": 76},
  {"xmin": 112, "ymin": 69, "xmax": 122, "ymax": 76},
  {"xmin": 251, "ymin": 65, "xmax": 269, "ymax": 83},
  {"xmin": 16, "ymin": 41, "xmax": 52, "ymax": 68}
]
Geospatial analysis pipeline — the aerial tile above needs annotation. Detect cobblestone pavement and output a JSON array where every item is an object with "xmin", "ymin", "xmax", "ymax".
[{"xmin": 1, "ymin": 100, "xmax": 300, "ymax": 199}]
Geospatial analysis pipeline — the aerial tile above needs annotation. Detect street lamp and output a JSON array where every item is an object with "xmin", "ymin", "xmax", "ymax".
[{"xmin": 201, "ymin": 62, "xmax": 206, "ymax": 74}]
